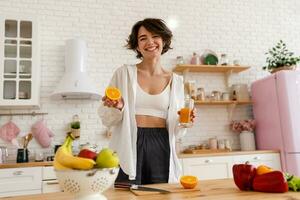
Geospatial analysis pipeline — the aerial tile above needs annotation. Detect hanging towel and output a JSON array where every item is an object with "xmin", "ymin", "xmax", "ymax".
[
  {"xmin": 32, "ymin": 119, "xmax": 54, "ymax": 148},
  {"xmin": 0, "ymin": 121, "xmax": 20, "ymax": 142}
]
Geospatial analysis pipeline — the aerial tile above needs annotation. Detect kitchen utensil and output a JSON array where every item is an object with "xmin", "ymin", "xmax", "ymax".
[
  {"xmin": 0, "ymin": 146, "xmax": 8, "ymax": 163},
  {"xmin": 56, "ymin": 167, "xmax": 119, "ymax": 200},
  {"xmin": 16, "ymin": 148, "xmax": 29, "ymax": 163},
  {"xmin": 114, "ymin": 182, "xmax": 170, "ymax": 194},
  {"xmin": 115, "ymin": 182, "xmax": 200, "ymax": 196}
]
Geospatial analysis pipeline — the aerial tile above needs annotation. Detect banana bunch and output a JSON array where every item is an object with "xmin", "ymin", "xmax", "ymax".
[{"xmin": 54, "ymin": 134, "xmax": 96, "ymax": 170}]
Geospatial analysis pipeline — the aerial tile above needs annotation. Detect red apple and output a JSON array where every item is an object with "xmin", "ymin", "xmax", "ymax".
[{"xmin": 78, "ymin": 149, "xmax": 97, "ymax": 160}]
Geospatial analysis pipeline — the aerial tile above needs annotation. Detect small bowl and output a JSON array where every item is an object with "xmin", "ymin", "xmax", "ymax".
[{"xmin": 56, "ymin": 167, "xmax": 119, "ymax": 200}]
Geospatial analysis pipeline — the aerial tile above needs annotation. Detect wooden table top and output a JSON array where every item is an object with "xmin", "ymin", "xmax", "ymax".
[
  {"xmin": 0, "ymin": 161, "xmax": 53, "ymax": 169},
  {"xmin": 0, "ymin": 179, "xmax": 299, "ymax": 200}
]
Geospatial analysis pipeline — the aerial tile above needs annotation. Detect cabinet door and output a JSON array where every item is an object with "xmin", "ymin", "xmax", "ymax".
[
  {"xmin": 182, "ymin": 156, "xmax": 232, "ymax": 180},
  {"xmin": 0, "ymin": 15, "xmax": 40, "ymax": 108},
  {"xmin": 230, "ymin": 153, "xmax": 282, "ymax": 177},
  {"xmin": 0, "ymin": 167, "xmax": 42, "ymax": 197}
]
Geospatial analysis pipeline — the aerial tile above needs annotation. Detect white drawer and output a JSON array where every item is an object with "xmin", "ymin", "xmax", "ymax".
[
  {"xmin": 0, "ymin": 167, "xmax": 42, "ymax": 196},
  {"xmin": 42, "ymin": 180, "xmax": 61, "ymax": 193},
  {"xmin": 232, "ymin": 153, "xmax": 281, "ymax": 170},
  {"xmin": 42, "ymin": 166, "xmax": 57, "ymax": 180},
  {"xmin": 182, "ymin": 156, "xmax": 232, "ymax": 180}
]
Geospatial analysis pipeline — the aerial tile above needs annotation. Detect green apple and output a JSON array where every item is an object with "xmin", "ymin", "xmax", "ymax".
[{"xmin": 96, "ymin": 148, "xmax": 119, "ymax": 168}]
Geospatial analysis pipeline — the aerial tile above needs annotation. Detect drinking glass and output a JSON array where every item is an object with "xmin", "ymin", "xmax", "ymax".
[{"xmin": 179, "ymin": 95, "xmax": 194, "ymax": 128}]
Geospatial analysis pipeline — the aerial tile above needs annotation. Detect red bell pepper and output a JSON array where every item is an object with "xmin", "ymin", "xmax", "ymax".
[
  {"xmin": 232, "ymin": 162, "xmax": 257, "ymax": 191},
  {"xmin": 253, "ymin": 171, "xmax": 288, "ymax": 193}
]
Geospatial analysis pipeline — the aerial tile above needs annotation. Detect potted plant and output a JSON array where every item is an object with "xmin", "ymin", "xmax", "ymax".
[
  {"xmin": 230, "ymin": 119, "xmax": 256, "ymax": 151},
  {"xmin": 70, "ymin": 115, "xmax": 80, "ymax": 138},
  {"xmin": 263, "ymin": 40, "xmax": 300, "ymax": 73}
]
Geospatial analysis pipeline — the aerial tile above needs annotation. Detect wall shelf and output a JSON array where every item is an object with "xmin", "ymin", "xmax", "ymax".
[
  {"xmin": 173, "ymin": 64, "xmax": 250, "ymax": 73},
  {"xmin": 195, "ymin": 100, "xmax": 252, "ymax": 105}
]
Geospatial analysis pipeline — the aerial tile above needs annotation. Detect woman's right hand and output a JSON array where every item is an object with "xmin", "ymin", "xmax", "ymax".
[{"xmin": 102, "ymin": 96, "xmax": 124, "ymax": 111}]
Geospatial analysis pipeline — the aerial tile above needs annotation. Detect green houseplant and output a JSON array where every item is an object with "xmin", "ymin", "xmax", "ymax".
[
  {"xmin": 70, "ymin": 121, "xmax": 80, "ymax": 138},
  {"xmin": 263, "ymin": 40, "xmax": 300, "ymax": 73}
]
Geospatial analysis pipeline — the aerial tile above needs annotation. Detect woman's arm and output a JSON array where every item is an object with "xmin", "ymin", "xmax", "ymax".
[{"xmin": 98, "ymin": 68, "xmax": 124, "ymax": 127}]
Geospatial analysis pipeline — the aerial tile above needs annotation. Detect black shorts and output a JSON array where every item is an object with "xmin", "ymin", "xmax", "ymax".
[{"xmin": 115, "ymin": 127, "xmax": 170, "ymax": 185}]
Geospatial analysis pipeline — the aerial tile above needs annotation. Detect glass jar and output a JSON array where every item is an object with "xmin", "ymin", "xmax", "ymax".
[
  {"xmin": 176, "ymin": 56, "xmax": 184, "ymax": 65},
  {"xmin": 196, "ymin": 87, "xmax": 205, "ymax": 101},
  {"xmin": 220, "ymin": 54, "xmax": 229, "ymax": 65}
]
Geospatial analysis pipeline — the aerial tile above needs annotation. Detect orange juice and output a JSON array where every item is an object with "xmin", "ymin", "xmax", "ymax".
[{"xmin": 179, "ymin": 108, "xmax": 191, "ymax": 123}]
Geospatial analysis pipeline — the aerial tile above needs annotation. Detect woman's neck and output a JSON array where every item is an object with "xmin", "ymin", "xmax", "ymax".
[{"xmin": 138, "ymin": 58, "xmax": 163, "ymax": 75}]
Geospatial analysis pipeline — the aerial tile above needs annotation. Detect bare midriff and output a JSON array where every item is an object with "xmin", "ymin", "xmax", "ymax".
[{"xmin": 135, "ymin": 115, "xmax": 166, "ymax": 128}]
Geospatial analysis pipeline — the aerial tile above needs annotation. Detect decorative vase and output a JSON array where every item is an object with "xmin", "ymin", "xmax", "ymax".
[
  {"xmin": 239, "ymin": 131, "xmax": 256, "ymax": 151},
  {"xmin": 271, "ymin": 66, "xmax": 295, "ymax": 74}
]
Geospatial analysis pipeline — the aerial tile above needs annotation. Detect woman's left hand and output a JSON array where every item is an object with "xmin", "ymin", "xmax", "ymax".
[
  {"xmin": 177, "ymin": 108, "xmax": 197, "ymax": 123},
  {"xmin": 190, "ymin": 108, "xmax": 196, "ymax": 123}
]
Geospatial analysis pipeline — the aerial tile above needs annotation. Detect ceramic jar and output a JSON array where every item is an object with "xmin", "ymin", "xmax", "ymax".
[{"xmin": 239, "ymin": 131, "xmax": 256, "ymax": 151}]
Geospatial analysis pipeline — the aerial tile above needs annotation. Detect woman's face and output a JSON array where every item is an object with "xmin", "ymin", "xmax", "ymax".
[{"xmin": 136, "ymin": 26, "xmax": 163, "ymax": 59}]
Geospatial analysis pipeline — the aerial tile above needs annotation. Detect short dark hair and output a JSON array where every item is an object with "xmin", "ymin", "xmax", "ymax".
[{"xmin": 126, "ymin": 18, "xmax": 173, "ymax": 59}]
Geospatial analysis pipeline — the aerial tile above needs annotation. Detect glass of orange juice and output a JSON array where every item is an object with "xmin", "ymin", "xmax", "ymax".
[{"xmin": 179, "ymin": 95, "xmax": 194, "ymax": 128}]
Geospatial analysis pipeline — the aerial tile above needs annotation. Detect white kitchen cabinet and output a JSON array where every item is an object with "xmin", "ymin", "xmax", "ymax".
[
  {"xmin": 42, "ymin": 166, "xmax": 61, "ymax": 193},
  {"xmin": 230, "ymin": 153, "xmax": 281, "ymax": 177},
  {"xmin": 182, "ymin": 156, "xmax": 233, "ymax": 180},
  {"xmin": 0, "ymin": 15, "xmax": 40, "ymax": 108},
  {"xmin": 181, "ymin": 152, "xmax": 281, "ymax": 180},
  {"xmin": 0, "ymin": 167, "xmax": 42, "ymax": 197}
]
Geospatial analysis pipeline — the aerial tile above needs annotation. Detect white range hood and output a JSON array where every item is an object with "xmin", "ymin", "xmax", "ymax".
[{"xmin": 51, "ymin": 39, "xmax": 101, "ymax": 100}]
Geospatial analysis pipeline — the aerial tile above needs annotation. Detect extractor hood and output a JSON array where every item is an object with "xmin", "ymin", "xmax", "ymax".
[{"xmin": 51, "ymin": 39, "xmax": 101, "ymax": 100}]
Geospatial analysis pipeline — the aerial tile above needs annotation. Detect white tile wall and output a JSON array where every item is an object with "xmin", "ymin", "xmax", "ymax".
[{"xmin": 1, "ymin": 0, "xmax": 300, "ymax": 161}]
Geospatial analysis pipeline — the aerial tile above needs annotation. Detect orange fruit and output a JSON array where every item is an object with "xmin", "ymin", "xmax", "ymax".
[
  {"xmin": 257, "ymin": 165, "xmax": 273, "ymax": 175},
  {"xmin": 105, "ymin": 87, "xmax": 121, "ymax": 100},
  {"xmin": 180, "ymin": 175, "xmax": 198, "ymax": 189}
]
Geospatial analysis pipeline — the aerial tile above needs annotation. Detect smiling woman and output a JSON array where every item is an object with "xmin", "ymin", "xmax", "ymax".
[{"xmin": 98, "ymin": 18, "xmax": 195, "ymax": 185}]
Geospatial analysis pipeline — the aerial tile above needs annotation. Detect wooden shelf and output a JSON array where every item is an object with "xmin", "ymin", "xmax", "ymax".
[
  {"xmin": 173, "ymin": 64, "xmax": 250, "ymax": 73},
  {"xmin": 194, "ymin": 100, "xmax": 252, "ymax": 105}
]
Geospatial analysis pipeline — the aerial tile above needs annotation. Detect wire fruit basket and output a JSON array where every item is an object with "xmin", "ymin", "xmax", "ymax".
[{"xmin": 56, "ymin": 168, "xmax": 119, "ymax": 200}]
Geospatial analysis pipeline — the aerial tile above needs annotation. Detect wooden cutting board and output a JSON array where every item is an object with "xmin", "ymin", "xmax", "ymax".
[{"xmin": 130, "ymin": 183, "xmax": 200, "ymax": 196}]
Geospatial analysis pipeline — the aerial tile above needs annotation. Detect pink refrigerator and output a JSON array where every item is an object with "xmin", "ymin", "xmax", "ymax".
[{"xmin": 251, "ymin": 70, "xmax": 300, "ymax": 176}]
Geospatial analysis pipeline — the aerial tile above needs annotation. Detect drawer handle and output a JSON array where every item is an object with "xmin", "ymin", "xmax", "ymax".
[
  {"xmin": 205, "ymin": 159, "xmax": 213, "ymax": 163},
  {"xmin": 46, "ymin": 181, "xmax": 59, "ymax": 185},
  {"xmin": 13, "ymin": 171, "xmax": 24, "ymax": 176},
  {"xmin": 253, "ymin": 156, "xmax": 261, "ymax": 160}
]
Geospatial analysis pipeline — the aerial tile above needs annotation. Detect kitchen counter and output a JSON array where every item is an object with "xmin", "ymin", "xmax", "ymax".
[
  {"xmin": 178, "ymin": 150, "xmax": 279, "ymax": 158},
  {"xmin": 0, "ymin": 150, "xmax": 279, "ymax": 169},
  {"xmin": 0, "ymin": 161, "xmax": 53, "ymax": 169},
  {"xmin": 0, "ymin": 179, "xmax": 298, "ymax": 200}
]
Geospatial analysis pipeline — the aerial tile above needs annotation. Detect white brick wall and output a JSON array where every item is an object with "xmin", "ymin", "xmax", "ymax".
[{"xmin": 1, "ymin": 0, "xmax": 300, "ymax": 161}]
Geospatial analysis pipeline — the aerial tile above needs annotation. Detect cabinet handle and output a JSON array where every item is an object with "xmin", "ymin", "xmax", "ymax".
[
  {"xmin": 205, "ymin": 159, "xmax": 213, "ymax": 163},
  {"xmin": 253, "ymin": 156, "xmax": 261, "ymax": 160},
  {"xmin": 46, "ymin": 181, "xmax": 59, "ymax": 185},
  {"xmin": 13, "ymin": 171, "xmax": 24, "ymax": 176}
]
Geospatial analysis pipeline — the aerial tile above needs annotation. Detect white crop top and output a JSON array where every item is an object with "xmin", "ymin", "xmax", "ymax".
[{"xmin": 135, "ymin": 81, "xmax": 170, "ymax": 119}]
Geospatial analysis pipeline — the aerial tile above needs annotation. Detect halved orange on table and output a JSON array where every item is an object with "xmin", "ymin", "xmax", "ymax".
[
  {"xmin": 105, "ymin": 87, "xmax": 121, "ymax": 100},
  {"xmin": 180, "ymin": 175, "xmax": 198, "ymax": 189}
]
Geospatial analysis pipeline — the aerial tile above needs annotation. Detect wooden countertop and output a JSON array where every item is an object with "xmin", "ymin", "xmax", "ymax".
[
  {"xmin": 0, "ymin": 179, "xmax": 299, "ymax": 200},
  {"xmin": 178, "ymin": 150, "xmax": 280, "ymax": 158},
  {"xmin": 0, "ymin": 150, "xmax": 279, "ymax": 169},
  {"xmin": 0, "ymin": 161, "xmax": 53, "ymax": 169}
]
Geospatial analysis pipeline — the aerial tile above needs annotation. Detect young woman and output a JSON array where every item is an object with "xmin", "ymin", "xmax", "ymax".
[{"xmin": 98, "ymin": 18, "xmax": 195, "ymax": 184}]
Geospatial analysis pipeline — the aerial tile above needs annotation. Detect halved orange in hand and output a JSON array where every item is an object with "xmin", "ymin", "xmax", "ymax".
[
  {"xmin": 180, "ymin": 175, "xmax": 198, "ymax": 189},
  {"xmin": 105, "ymin": 87, "xmax": 121, "ymax": 100}
]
